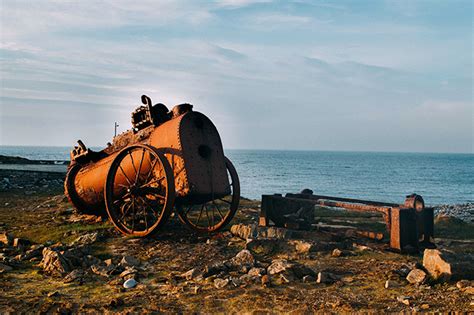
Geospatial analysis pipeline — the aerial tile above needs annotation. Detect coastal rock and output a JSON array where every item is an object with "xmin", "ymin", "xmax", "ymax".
[
  {"xmin": 214, "ymin": 278, "xmax": 229, "ymax": 289},
  {"xmin": 41, "ymin": 247, "xmax": 73, "ymax": 276},
  {"xmin": 406, "ymin": 268, "xmax": 427, "ymax": 285},
  {"xmin": 229, "ymin": 249, "xmax": 255, "ymax": 269},
  {"xmin": 423, "ymin": 249, "xmax": 474, "ymax": 281}
]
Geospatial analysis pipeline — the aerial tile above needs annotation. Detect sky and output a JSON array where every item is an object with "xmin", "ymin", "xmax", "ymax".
[{"xmin": 0, "ymin": 0, "xmax": 472, "ymax": 153}]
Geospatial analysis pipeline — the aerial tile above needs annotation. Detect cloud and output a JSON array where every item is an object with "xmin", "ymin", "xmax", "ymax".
[{"xmin": 215, "ymin": 0, "xmax": 271, "ymax": 8}]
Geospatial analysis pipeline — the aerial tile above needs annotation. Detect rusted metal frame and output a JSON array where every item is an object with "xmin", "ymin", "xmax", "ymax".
[{"xmin": 286, "ymin": 193, "xmax": 400, "ymax": 208}]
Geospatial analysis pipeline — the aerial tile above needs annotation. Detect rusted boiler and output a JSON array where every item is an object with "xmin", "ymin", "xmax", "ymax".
[{"xmin": 65, "ymin": 95, "xmax": 240, "ymax": 236}]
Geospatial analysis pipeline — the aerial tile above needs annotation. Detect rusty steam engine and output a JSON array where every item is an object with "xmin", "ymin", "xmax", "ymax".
[{"xmin": 65, "ymin": 95, "xmax": 240, "ymax": 236}]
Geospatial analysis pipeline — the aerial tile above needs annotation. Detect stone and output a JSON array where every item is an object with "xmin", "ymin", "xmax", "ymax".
[
  {"xmin": 456, "ymin": 280, "xmax": 473, "ymax": 289},
  {"xmin": 464, "ymin": 287, "xmax": 474, "ymax": 294},
  {"xmin": 91, "ymin": 264, "xmax": 114, "ymax": 277},
  {"xmin": 245, "ymin": 239, "xmax": 278, "ymax": 256},
  {"xmin": 0, "ymin": 232, "xmax": 13, "ymax": 246},
  {"xmin": 248, "ymin": 267, "xmax": 266, "ymax": 277},
  {"xmin": 71, "ymin": 232, "xmax": 98, "ymax": 246},
  {"xmin": 123, "ymin": 278, "xmax": 137, "ymax": 289},
  {"xmin": 214, "ymin": 278, "xmax": 229, "ymax": 289},
  {"xmin": 267, "ymin": 259, "xmax": 294, "ymax": 275},
  {"xmin": 119, "ymin": 267, "xmax": 138, "ymax": 279},
  {"xmin": 203, "ymin": 262, "xmax": 227, "ymax": 278},
  {"xmin": 193, "ymin": 286, "xmax": 201, "ymax": 294},
  {"xmin": 63, "ymin": 269, "xmax": 84, "ymax": 283},
  {"xmin": 230, "ymin": 224, "xmax": 257, "ymax": 240},
  {"xmin": 182, "ymin": 268, "xmax": 203, "ymax": 280},
  {"xmin": 406, "ymin": 268, "xmax": 427, "ymax": 285},
  {"xmin": 294, "ymin": 241, "xmax": 314, "ymax": 254},
  {"xmin": 317, "ymin": 272, "xmax": 336, "ymax": 284},
  {"xmin": 331, "ymin": 248, "xmax": 342, "ymax": 257},
  {"xmin": 120, "ymin": 255, "xmax": 140, "ymax": 267},
  {"xmin": 229, "ymin": 249, "xmax": 255, "ymax": 268},
  {"xmin": 385, "ymin": 280, "xmax": 399, "ymax": 289},
  {"xmin": 41, "ymin": 248, "xmax": 73, "ymax": 276},
  {"xmin": 258, "ymin": 227, "xmax": 292, "ymax": 239},
  {"xmin": 13, "ymin": 238, "xmax": 30, "ymax": 248},
  {"xmin": 302, "ymin": 275, "xmax": 315, "ymax": 283},
  {"xmin": 421, "ymin": 304, "xmax": 430, "ymax": 310},
  {"xmin": 397, "ymin": 296, "xmax": 411, "ymax": 306},
  {"xmin": 104, "ymin": 258, "xmax": 113, "ymax": 266},
  {"xmin": 261, "ymin": 274, "xmax": 270, "ymax": 287},
  {"xmin": 423, "ymin": 249, "xmax": 474, "ymax": 281},
  {"xmin": 47, "ymin": 291, "xmax": 60, "ymax": 297},
  {"xmin": 0, "ymin": 262, "xmax": 13, "ymax": 273},
  {"xmin": 23, "ymin": 245, "xmax": 45, "ymax": 260}
]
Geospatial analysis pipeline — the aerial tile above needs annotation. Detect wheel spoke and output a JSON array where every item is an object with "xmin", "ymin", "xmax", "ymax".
[
  {"xmin": 141, "ymin": 176, "xmax": 165, "ymax": 188},
  {"xmin": 128, "ymin": 151, "xmax": 138, "ymax": 179},
  {"xmin": 119, "ymin": 202, "xmax": 133, "ymax": 222},
  {"xmin": 119, "ymin": 164, "xmax": 133, "ymax": 186},
  {"xmin": 196, "ymin": 204, "xmax": 204, "ymax": 223},
  {"xmin": 135, "ymin": 148, "xmax": 146, "ymax": 185},
  {"xmin": 213, "ymin": 201, "xmax": 225, "ymax": 220},
  {"xmin": 218, "ymin": 198, "xmax": 232, "ymax": 205},
  {"xmin": 205, "ymin": 204, "xmax": 211, "ymax": 228},
  {"xmin": 144, "ymin": 158, "xmax": 158, "ymax": 185}
]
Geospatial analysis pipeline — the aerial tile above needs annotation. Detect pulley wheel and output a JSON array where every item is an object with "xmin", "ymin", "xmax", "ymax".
[
  {"xmin": 176, "ymin": 157, "xmax": 240, "ymax": 233},
  {"xmin": 104, "ymin": 144, "xmax": 175, "ymax": 236}
]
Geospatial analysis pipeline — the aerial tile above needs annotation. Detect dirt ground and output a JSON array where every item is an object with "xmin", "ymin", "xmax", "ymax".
[{"xmin": 0, "ymin": 170, "xmax": 473, "ymax": 313}]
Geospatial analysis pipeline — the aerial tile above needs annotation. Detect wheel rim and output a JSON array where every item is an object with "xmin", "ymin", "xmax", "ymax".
[
  {"xmin": 104, "ymin": 145, "xmax": 175, "ymax": 236},
  {"xmin": 177, "ymin": 157, "xmax": 240, "ymax": 233}
]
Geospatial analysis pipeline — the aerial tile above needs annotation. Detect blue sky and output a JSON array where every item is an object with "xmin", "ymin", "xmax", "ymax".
[{"xmin": 0, "ymin": 0, "xmax": 472, "ymax": 153}]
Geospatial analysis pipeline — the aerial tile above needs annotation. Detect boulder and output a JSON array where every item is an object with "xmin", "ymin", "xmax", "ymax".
[
  {"xmin": 423, "ymin": 249, "xmax": 474, "ymax": 281},
  {"xmin": 406, "ymin": 268, "xmax": 427, "ymax": 285},
  {"xmin": 41, "ymin": 248, "xmax": 73, "ymax": 276}
]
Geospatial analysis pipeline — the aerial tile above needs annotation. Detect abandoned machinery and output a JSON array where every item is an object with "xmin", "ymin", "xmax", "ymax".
[
  {"xmin": 65, "ymin": 95, "xmax": 240, "ymax": 236},
  {"xmin": 260, "ymin": 192, "xmax": 435, "ymax": 252}
]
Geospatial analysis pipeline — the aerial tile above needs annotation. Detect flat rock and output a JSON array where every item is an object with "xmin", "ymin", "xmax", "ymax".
[
  {"xmin": 214, "ymin": 278, "xmax": 229, "ymax": 289},
  {"xmin": 406, "ymin": 268, "xmax": 427, "ymax": 285}
]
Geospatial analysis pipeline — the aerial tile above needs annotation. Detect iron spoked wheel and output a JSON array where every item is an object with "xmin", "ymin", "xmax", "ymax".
[
  {"xmin": 104, "ymin": 145, "xmax": 175, "ymax": 237},
  {"xmin": 176, "ymin": 157, "xmax": 240, "ymax": 233}
]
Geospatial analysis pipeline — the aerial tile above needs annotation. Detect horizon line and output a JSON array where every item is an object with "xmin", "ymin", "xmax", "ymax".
[{"xmin": 0, "ymin": 144, "xmax": 472, "ymax": 155}]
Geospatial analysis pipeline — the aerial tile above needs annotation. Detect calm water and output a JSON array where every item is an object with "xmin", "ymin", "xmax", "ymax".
[{"xmin": 1, "ymin": 146, "xmax": 472, "ymax": 205}]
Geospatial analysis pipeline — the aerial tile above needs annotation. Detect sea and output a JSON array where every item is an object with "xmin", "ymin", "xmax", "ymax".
[{"xmin": 0, "ymin": 145, "xmax": 472, "ymax": 205}]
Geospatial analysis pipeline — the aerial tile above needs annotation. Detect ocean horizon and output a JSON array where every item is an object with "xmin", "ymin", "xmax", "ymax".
[{"xmin": 1, "ymin": 145, "xmax": 472, "ymax": 205}]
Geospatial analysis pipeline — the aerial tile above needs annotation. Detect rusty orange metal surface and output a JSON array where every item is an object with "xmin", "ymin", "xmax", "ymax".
[{"xmin": 64, "ymin": 95, "xmax": 239, "ymax": 236}]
